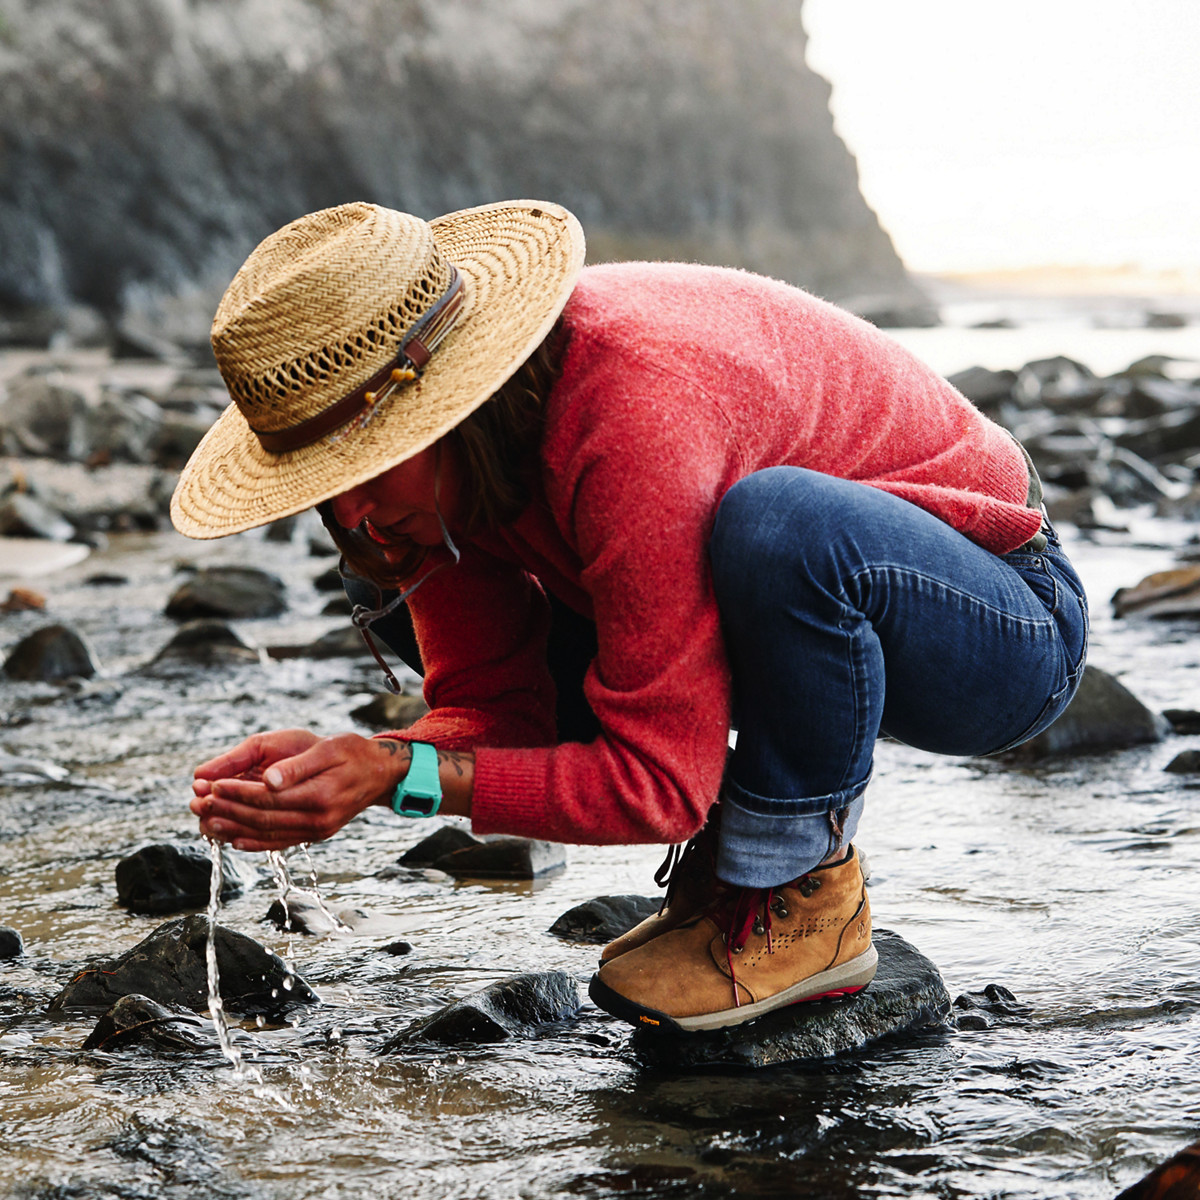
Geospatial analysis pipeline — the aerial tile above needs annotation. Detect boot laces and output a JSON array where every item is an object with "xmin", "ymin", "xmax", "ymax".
[{"xmin": 718, "ymin": 875, "xmax": 818, "ymax": 1007}]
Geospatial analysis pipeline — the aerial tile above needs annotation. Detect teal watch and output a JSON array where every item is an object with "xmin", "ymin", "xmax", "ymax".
[{"xmin": 391, "ymin": 741, "xmax": 442, "ymax": 818}]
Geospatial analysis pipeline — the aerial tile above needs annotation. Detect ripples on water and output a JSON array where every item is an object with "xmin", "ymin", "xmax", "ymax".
[{"xmin": 1, "ymin": 517, "xmax": 1198, "ymax": 1199}]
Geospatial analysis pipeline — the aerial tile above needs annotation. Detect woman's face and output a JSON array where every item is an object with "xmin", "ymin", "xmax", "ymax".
[{"xmin": 329, "ymin": 443, "xmax": 463, "ymax": 550}]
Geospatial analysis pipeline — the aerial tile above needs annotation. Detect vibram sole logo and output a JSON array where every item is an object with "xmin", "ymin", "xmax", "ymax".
[{"xmin": 639, "ymin": 1015, "xmax": 660, "ymax": 1026}]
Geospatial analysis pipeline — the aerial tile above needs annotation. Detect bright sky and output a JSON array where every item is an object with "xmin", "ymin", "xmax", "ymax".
[{"xmin": 802, "ymin": 0, "xmax": 1200, "ymax": 277}]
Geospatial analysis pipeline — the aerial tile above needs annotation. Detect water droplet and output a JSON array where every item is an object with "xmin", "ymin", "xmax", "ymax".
[
  {"xmin": 282, "ymin": 975, "xmax": 295, "ymax": 991},
  {"xmin": 255, "ymin": 1015, "xmax": 266, "ymax": 1028}
]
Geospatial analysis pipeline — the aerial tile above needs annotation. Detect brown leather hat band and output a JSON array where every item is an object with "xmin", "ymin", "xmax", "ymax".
[{"xmin": 250, "ymin": 265, "xmax": 464, "ymax": 455}]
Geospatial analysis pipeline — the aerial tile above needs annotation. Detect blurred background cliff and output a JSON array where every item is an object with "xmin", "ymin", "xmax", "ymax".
[{"xmin": 0, "ymin": 0, "xmax": 932, "ymax": 354}]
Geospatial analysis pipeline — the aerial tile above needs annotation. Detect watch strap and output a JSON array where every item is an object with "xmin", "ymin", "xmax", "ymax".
[{"xmin": 391, "ymin": 741, "xmax": 442, "ymax": 818}]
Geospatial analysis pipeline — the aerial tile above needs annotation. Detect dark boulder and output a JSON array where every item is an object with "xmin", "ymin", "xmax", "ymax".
[
  {"xmin": 0, "ymin": 927, "xmax": 24, "ymax": 959},
  {"xmin": 382, "ymin": 971, "xmax": 581, "ymax": 1048},
  {"xmin": 266, "ymin": 626, "xmax": 370, "ymax": 660},
  {"xmin": 1000, "ymin": 665, "xmax": 1168, "ymax": 761},
  {"xmin": 396, "ymin": 824, "xmax": 482, "ymax": 868},
  {"xmin": 115, "ymin": 843, "xmax": 245, "ymax": 915},
  {"xmin": 549, "ymin": 895, "xmax": 661, "ymax": 945},
  {"xmin": 81, "ymin": 993, "xmax": 213, "ymax": 1053},
  {"xmin": 48, "ymin": 914, "xmax": 317, "ymax": 1015},
  {"xmin": 1165, "ymin": 750, "xmax": 1200, "ymax": 775},
  {"xmin": 351, "ymin": 692, "xmax": 429, "ymax": 730},
  {"xmin": 436, "ymin": 837, "xmax": 567, "ymax": 880},
  {"xmin": 165, "ymin": 566, "xmax": 286, "ymax": 620},
  {"xmin": 1163, "ymin": 709, "xmax": 1200, "ymax": 735},
  {"xmin": 147, "ymin": 619, "xmax": 260, "ymax": 669},
  {"xmin": 3, "ymin": 623, "xmax": 99, "ymax": 682},
  {"xmin": 946, "ymin": 365, "xmax": 1017, "ymax": 412},
  {"xmin": 625, "ymin": 929, "xmax": 949, "ymax": 1069}
]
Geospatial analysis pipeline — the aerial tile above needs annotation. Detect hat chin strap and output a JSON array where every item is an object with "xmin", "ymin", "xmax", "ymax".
[
  {"xmin": 249, "ymin": 265, "xmax": 465, "ymax": 455},
  {"xmin": 348, "ymin": 446, "xmax": 462, "ymax": 694}
]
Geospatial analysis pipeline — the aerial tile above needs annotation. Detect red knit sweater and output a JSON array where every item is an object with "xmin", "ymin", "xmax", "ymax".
[{"xmin": 387, "ymin": 263, "xmax": 1040, "ymax": 846}]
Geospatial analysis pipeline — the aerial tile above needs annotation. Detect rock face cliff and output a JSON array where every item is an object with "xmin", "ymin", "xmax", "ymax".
[{"xmin": 0, "ymin": 0, "xmax": 927, "ymax": 346}]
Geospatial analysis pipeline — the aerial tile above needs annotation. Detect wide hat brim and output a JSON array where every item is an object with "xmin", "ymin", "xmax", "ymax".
[{"xmin": 170, "ymin": 200, "xmax": 585, "ymax": 539}]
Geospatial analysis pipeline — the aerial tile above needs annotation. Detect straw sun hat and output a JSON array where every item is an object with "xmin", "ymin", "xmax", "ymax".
[{"xmin": 170, "ymin": 200, "xmax": 585, "ymax": 539}]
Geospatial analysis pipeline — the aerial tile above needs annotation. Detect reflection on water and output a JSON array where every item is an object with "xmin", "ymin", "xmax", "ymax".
[{"xmin": 1, "ymin": 521, "xmax": 1199, "ymax": 1199}]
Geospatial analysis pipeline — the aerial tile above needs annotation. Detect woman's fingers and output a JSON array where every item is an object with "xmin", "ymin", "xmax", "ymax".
[{"xmin": 193, "ymin": 729, "xmax": 321, "ymax": 782}]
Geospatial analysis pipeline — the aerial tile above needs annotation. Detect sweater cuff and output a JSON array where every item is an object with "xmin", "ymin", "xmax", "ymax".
[{"xmin": 470, "ymin": 747, "xmax": 553, "ymax": 839}]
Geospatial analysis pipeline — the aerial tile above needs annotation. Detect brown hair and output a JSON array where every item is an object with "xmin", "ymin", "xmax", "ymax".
[{"xmin": 320, "ymin": 320, "xmax": 568, "ymax": 588}]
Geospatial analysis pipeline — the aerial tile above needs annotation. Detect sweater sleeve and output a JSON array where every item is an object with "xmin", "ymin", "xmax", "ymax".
[
  {"xmin": 468, "ymin": 359, "xmax": 739, "ymax": 845},
  {"xmin": 388, "ymin": 546, "xmax": 558, "ymax": 751}
]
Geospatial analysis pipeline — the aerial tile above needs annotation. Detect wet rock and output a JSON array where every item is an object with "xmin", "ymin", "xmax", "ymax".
[
  {"xmin": 83, "ymin": 390, "xmax": 164, "ymax": 464},
  {"xmin": 151, "ymin": 410, "xmax": 220, "ymax": 467},
  {"xmin": 48, "ymin": 914, "xmax": 317, "ymax": 1015},
  {"xmin": 148, "ymin": 619, "xmax": 260, "ymax": 668},
  {"xmin": 397, "ymin": 824, "xmax": 482, "ymax": 868},
  {"xmin": 81, "ymin": 993, "xmax": 213, "ymax": 1053},
  {"xmin": 165, "ymin": 566, "xmax": 286, "ymax": 620},
  {"xmin": 351, "ymin": 692, "xmax": 429, "ymax": 730},
  {"xmin": 264, "ymin": 514, "xmax": 298, "ymax": 543},
  {"xmin": 381, "ymin": 939, "xmax": 413, "ymax": 956},
  {"xmin": 266, "ymin": 894, "xmax": 363, "ymax": 935},
  {"xmin": 436, "ymin": 837, "xmax": 567, "ymax": 880},
  {"xmin": 3, "ymin": 623, "xmax": 99, "ymax": 682},
  {"xmin": 549, "ymin": 895, "xmax": 661, "ymax": 945},
  {"xmin": 266, "ymin": 625, "xmax": 370, "ymax": 660},
  {"xmin": 1000, "ymin": 665, "xmax": 1168, "ymax": 760},
  {"xmin": 1144, "ymin": 310, "xmax": 1188, "ymax": 329},
  {"xmin": 0, "ymin": 374, "xmax": 90, "ymax": 458},
  {"xmin": 1113, "ymin": 566, "xmax": 1200, "ymax": 619},
  {"xmin": 0, "ymin": 492, "xmax": 76, "ymax": 541},
  {"xmin": 0, "ymin": 927, "xmax": 24, "ymax": 959},
  {"xmin": 946, "ymin": 365, "xmax": 1017, "ymax": 412},
  {"xmin": 0, "ymin": 751, "xmax": 68, "ymax": 782},
  {"xmin": 1164, "ymin": 750, "xmax": 1200, "ymax": 775},
  {"xmin": 313, "ymin": 564, "xmax": 345, "ymax": 591},
  {"xmin": 1116, "ymin": 1139, "xmax": 1200, "ymax": 1200},
  {"xmin": 1115, "ymin": 408, "xmax": 1200, "ymax": 462},
  {"xmin": 951, "ymin": 983, "xmax": 1032, "ymax": 1031},
  {"xmin": 84, "ymin": 572, "xmax": 130, "ymax": 586},
  {"xmin": 382, "ymin": 971, "xmax": 581, "ymax": 1048},
  {"xmin": 322, "ymin": 594, "xmax": 353, "ymax": 615},
  {"xmin": 1163, "ymin": 708, "xmax": 1200, "ymax": 735},
  {"xmin": 115, "ymin": 843, "xmax": 245, "ymax": 915},
  {"xmin": 1013, "ymin": 356, "xmax": 1094, "ymax": 407},
  {"xmin": 627, "ymin": 929, "xmax": 949, "ymax": 1069}
]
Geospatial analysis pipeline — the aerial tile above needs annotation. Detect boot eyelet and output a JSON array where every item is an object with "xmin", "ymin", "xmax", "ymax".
[
  {"xmin": 772, "ymin": 904, "xmax": 789, "ymax": 918},
  {"xmin": 752, "ymin": 919, "xmax": 765, "ymax": 936}
]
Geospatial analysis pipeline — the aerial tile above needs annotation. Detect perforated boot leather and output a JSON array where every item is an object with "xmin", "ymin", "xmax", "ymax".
[{"xmin": 589, "ymin": 845, "xmax": 876, "ymax": 1033}]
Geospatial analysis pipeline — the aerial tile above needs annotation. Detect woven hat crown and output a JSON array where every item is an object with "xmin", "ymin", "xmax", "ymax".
[{"xmin": 211, "ymin": 203, "xmax": 455, "ymax": 435}]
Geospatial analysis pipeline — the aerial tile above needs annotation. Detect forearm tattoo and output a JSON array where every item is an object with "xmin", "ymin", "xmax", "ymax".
[{"xmin": 436, "ymin": 749, "xmax": 473, "ymax": 778}]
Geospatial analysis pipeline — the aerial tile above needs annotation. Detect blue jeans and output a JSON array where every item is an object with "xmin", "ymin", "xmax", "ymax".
[{"xmin": 708, "ymin": 467, "xmax": 1089, "ymax": 887}]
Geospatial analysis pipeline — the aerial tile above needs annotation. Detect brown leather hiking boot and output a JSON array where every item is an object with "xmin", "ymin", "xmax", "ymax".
[
  {"xmin": 599, "ymin": 818, "xmax": 720, "ymax": 964},
  {"xmin": 589, "ymin": 846, "xmax": 876, "ymax": 1033}
]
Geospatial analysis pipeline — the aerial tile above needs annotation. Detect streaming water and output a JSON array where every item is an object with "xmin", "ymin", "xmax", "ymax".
[
  {"xmin": 1, "ymin": 508, "xmax": 1198, "ymax": 1199},
  {"xmin": 203, "ymin": 836, "xmax": 247, "ymax": 1076}
]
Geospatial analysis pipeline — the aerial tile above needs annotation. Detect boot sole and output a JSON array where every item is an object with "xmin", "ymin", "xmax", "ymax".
[{"xmin": 589, "ymin": 944, "xmax": 879, "ymax": 1034}]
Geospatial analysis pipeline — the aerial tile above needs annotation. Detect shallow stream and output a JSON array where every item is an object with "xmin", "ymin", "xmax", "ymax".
[{"xmin": 1, "ymin": 511, "xmax": 1198, "ymax": 1200}]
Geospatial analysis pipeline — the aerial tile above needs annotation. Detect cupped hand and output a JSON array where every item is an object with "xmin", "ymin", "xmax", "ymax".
[{"xmin": 190, "ymin": 729, "xmax": 411, "ymax": 853}]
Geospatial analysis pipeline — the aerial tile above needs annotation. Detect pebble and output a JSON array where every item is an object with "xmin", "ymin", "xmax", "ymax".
[
  {"xmin": 0, "ymin": 927, "xmax": 25, "ymax": 959},
  {"xmin": 147, "ymin": 618, "xmax": 260, "ymax": 669}
]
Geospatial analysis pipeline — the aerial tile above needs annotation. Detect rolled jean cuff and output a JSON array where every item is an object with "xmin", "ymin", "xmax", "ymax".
[{"xmin": 716, "ymin": 783, "xmax": 867, "ymax": 888}]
